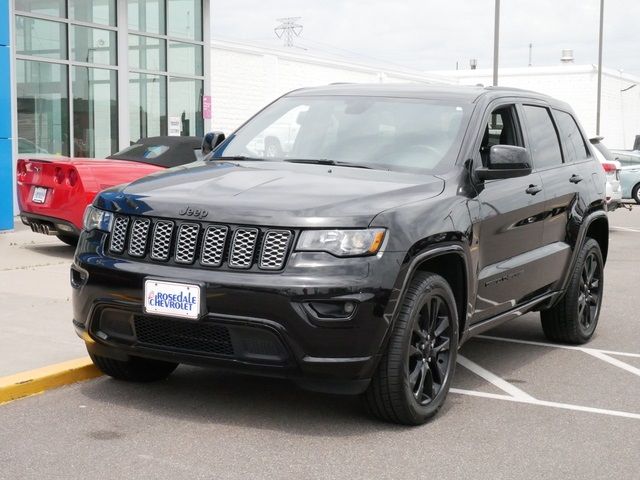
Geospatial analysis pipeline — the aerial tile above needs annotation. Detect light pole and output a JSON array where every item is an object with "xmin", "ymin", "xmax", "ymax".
[
  {"xmin": 596, "ymin": 0, "xmax": 604, "ymax": 135},
  {"xmin": 493, "ymin": 0, "xmax": 500, "ymax": 86}
]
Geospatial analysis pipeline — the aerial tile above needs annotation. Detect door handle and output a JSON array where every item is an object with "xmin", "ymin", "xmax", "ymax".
[
  {"xmin": 526, "ymin": 184, "xmax": 543, "ymax": 195},
  {"xmin": 570, "ymin": 174, "xmax": 583, "ymax": 184}
]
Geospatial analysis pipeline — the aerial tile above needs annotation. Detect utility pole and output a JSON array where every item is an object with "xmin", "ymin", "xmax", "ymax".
[
  {"xmin": 493, "ymin": 0, "xmax": 500, "ymax": 86},
  {"xmin": 596, "ymin": 0, "xmax": 604, "ymax": 135},
  {"xmin": 528, "ymin": 43, "xmax": 533, "ymax": 67},
  {"xmin": 274, "ymin": 17, "xmax": 303, "ymax": 47}
]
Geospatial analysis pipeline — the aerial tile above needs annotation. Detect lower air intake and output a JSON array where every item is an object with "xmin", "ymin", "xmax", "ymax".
[{"xmin": 134, "ymin": 316, "xmax": 234, "ymax": 356}]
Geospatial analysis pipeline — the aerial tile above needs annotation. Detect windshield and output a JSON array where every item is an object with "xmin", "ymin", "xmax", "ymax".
[{"xmin": 214, "ymin": 95, "xmax": 471, "ymax": 173}]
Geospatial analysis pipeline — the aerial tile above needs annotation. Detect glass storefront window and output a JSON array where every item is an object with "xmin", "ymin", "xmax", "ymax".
[
  {"xmin": 167, "ymin": 0, "xmax": 202, "ymax": 41},
  {"xmin": 168, "ymin": 77, "xmax": 203, "ymax": 136},
  {"xmin": 72, "ymin": 66, "xmax": 118, "ymax": 157},
  {"xmin": 15, "ymin": 16, "xmax": 67, "ymax": 60},
  {"xmin": 69, "ymin": 0, "xmax": 116, "ymax": 27},
  {"xmin": 168, "ymin": 41, "xmax": 202, "ymax": 76},
  {"xmin": 71, "ymin": 26, "xmax": 117, "ymax": 65},
  {"xmin": 129, "ymin": 35, "xmax": 166, "ymax": 71},
  {"xmin": 15, "ymin": 0, "xmax": 66, "ymax": 18},
  {"xmin": 16, "ymin": 60, "xmax": 69, "ymax": 156},
  {"xmin": 128, "ymin": 0, "xmax": 165, "ymax": 35},
  {"xmin": 129, "ymin": 73, "xmax": 167, "ymax": 142}
]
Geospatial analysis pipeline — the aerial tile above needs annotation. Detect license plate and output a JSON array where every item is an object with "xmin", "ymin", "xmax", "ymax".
[
  {"xmin": 144, "ymin": 279, "xmax": 201, "ymax": 319},
  {"xmin": 32, "ymin": 187, "xmax": 47, "ymax": 204}
]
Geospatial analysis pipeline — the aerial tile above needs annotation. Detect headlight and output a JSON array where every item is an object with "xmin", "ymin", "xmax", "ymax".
[
  {"xmin": 296, "ymin": 228, "xmax": 386, "ymax": 257},
  {"xmin": 83, "ymin": 205, "xmax": 114, "ymax": 232}
]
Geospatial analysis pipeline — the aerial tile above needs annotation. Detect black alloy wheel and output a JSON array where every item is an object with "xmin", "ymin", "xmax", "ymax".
[
  {"xmin": 577, "ymin": 250, "xmax": 603, "ymax": 333},
  {"xmin": 541, "ymin": 238, "xmax": 604, "ymax": 344},
  {"xmin": 364, "ymin": 272, "xmax": 458, "ymax": 425},
  {"xmin": 408, "ymin": 295, "xmax": 453, "ymax": 405}
]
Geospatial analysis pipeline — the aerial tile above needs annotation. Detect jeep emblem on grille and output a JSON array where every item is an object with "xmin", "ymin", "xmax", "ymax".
[{"xmin": 179, "ymin": 206, "xmax": 209, "ymax": 219}]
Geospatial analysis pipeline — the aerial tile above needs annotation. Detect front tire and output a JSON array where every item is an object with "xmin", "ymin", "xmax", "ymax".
[
  {"xmin": 540, "ymin": 238, "xmax": 604, "ymax": 344},
  {"xmin": 364, "ymin": 272, "xmax": 458, "ymax": 425},
  {"xmin": 89, "ymin": 352, "xmax": 178, "ymax": 382}
]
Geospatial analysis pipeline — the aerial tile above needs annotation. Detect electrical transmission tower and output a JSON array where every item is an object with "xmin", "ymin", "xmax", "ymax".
[{"xmin": 274, "ymin": 17, "xmax": 303, "ymax": 47}]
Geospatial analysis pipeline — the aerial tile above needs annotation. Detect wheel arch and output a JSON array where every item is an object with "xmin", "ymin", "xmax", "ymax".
[
  {"xmin": 585, "ymin": 215, "xmax": 609, "ymax": 264},
  {"xmin": 386, "ymin": 242, "xmax": 472, "ymax": 343}
]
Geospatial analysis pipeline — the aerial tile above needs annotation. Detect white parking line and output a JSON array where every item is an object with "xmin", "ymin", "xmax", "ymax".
[
  {"xmin": 477, "ymin": 334, "xmax": 640, "ymax": 359},
  {"xmin": 610, "ymin": 226, "xmax": 640, "ymax": 233},
  {"xmin": 582, "ymin": 350, "xmax": 640, "ymax": 378},
  {"xmin": 457, "ymin": 355, "xmax": 536, "ymax": 400},
  {"xmin": 450, "ymin": 388, "xmax": 640, "ymax": 420}
]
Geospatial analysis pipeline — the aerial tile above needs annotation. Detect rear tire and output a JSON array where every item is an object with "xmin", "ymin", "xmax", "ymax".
[
  {"xmin": 89, "ymin": 352, "xmax": 178, "ymax": 382},
  {"xmin": 57, "ymin": 234, "xmax": 78, "ymax": 247},
  {"xmin": 632, "ymin": 184, "xmax": 640, "ymax": 205},
  {"xmin": 363, "ymin": 272, "xmax": 458, "ymax": 425},
  {"xmin": 540, "ymin": 238, "xmax": 604, "ymax": 344}
]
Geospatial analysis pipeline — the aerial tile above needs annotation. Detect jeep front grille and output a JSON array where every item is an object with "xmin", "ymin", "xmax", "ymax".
[
  {"xmin": 107, "ymin": 215, "xmax": 293, "ymax": 271},
  {"xmin": 229, "ymin": 228, "xmax": 259, "ymax": 269},
  {"xmin": 150, "ymin": 220, "xmax": 174, "ymax": 261},
  {"xmin": 200, "ymin": 225, "xmax": 228, "ymax": 267},
  {"xmin": 128, "ymin": 218, "xmax": 151, "ymax": 257},
  {"xmin": 259, "ymin": 230, "xmax": 292, "ymax": 270},
  {"xmin": 175, "ymin": 223, "xmax": 200, "ymax": 264},
  {"xmin": 109, "ymin": 215, "xmax": 129, "ymax": 253}
]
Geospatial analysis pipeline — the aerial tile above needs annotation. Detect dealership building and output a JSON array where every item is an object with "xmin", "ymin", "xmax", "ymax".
[
  {"xmin": 0, "ymin": 0, "xmax": 211, "ymax": 230},
  {"xmin": 1, "ymin": 4, "xmax": 640, "ymax": 231}
]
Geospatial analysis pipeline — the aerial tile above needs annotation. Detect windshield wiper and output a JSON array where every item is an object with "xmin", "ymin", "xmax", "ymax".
[
  {"xmin": 211, "ymin": 155, "xmax": 265, "ymax": 161},
  {"xmin": 283, "ymin": 158, "xmax": 373, "ymax": 169}
]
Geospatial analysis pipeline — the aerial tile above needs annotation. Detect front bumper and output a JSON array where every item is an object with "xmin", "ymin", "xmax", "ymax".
[{"xmin": 72, "ymin": 230, "xmax": 405, "ymax": 394}]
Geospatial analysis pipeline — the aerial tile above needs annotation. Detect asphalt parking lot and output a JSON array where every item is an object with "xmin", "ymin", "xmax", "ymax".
[{"xmin": 1, "ymin": 207, "xmax": 639, "ymax": 480}]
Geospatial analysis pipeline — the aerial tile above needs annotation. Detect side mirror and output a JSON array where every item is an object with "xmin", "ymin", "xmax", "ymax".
[
  {"xmin": 202, "ymin": 131, "xmax": 226, "ymax": 155},
  {"xmin": 476, "ymin": 145, "xmax": 532, "ymax": 181}
]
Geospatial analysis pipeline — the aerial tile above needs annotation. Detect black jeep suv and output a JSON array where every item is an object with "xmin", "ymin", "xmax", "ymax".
[{"xmin": 72, "ymin": 84, "xmax": 608, "ymax": 425}]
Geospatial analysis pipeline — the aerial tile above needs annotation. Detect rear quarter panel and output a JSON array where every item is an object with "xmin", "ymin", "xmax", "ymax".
[{"xmin": 17, "ymin": 158, "xmax": 164, "ymax": 229}]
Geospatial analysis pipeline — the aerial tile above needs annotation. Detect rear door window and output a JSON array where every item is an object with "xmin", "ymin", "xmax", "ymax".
[
  {"xmin": 522, "ymin": 105, "xmax": 563, "ymax": 169},
  {"xmin": 553, "ymin": 110, "xmax": 590, "ymax": 163}
]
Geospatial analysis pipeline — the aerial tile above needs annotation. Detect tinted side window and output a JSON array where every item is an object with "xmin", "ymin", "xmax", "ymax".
[
  {"xmin": 479, "ymin": 105, "xmax": 522, "ymax": 166},
  {"xmin": 522, "ymin": 105, "xmax": 563, "ymax": 169},
  {"xmin": 554, "ymin": 110, "xmax": 590, "ymax": 162}
]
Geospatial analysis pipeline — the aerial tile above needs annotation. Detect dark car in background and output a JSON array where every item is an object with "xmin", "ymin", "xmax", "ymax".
[{"xmin": 72, "ymin": 84, "xmax": 608, "ymax": 425}]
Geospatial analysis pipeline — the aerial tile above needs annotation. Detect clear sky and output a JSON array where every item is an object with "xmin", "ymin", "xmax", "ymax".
[{"xmin": 211, "ymin": 0, "xmax": 640, "ymax": 76}]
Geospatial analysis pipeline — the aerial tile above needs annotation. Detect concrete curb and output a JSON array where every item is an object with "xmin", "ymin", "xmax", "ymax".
[{"xmin": 0, "ymin": 357, "xmax": 102, "ymax": 405}]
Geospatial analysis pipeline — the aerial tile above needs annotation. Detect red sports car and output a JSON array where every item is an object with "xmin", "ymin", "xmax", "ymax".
[{"xmin": 17, "ymin": 136, "xmax": 204, "ymax": 245}]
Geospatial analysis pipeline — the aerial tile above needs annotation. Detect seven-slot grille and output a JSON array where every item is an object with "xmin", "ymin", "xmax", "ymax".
[{"xmin": 108, "ymin": 215, "xmax": 292, "ymax": 271}]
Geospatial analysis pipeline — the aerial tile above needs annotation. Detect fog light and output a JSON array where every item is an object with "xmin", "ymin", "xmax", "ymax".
[
  {"xmin": 58, "ymin": 224, "xmax": 74, "ymax": 232},
  {"xmin": 344, "ymin": 302, "xmax": 356, "ymax": 314}
]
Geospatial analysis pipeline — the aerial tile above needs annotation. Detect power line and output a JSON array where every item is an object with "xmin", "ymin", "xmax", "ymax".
[{"xmin": 274, "ymin": 17, "xmax": 303, "ymax": 47}]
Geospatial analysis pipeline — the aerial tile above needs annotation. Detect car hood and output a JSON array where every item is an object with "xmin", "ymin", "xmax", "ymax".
[{"xmin": 95, "ymin": 161, "xmax": 445, "ymax": 227}]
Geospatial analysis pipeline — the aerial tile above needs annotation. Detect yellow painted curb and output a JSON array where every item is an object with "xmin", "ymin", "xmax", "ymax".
[{"xmin": 0, "ymin": 357, "xmax": 102, "ymax": 405}]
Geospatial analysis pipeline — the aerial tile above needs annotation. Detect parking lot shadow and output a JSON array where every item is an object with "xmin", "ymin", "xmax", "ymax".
[
  {"xmin": 21, "ymin": 243, "xmax": 75, "ymax": 261},
  {"xmin": 78, "ymin": 366, "xmax": 461, "ymax": 435}
]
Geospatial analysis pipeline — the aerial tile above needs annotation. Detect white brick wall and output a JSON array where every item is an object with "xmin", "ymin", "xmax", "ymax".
[
  {"xmin": 211, "ymin": 41, "xmax": 640, "ymax": 150},
  {"xmin": 438, "ymin": 65, "xmax": 640, "ymax": 149},
  {"xmin": 210, "ymin": 39, "xmax": 451, "ymax": 134}
]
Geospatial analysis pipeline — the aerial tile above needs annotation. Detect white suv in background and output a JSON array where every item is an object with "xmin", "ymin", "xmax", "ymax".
[{"xmin": 590, "ymin": 137, "xmax": 622, "ymax": 210}]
